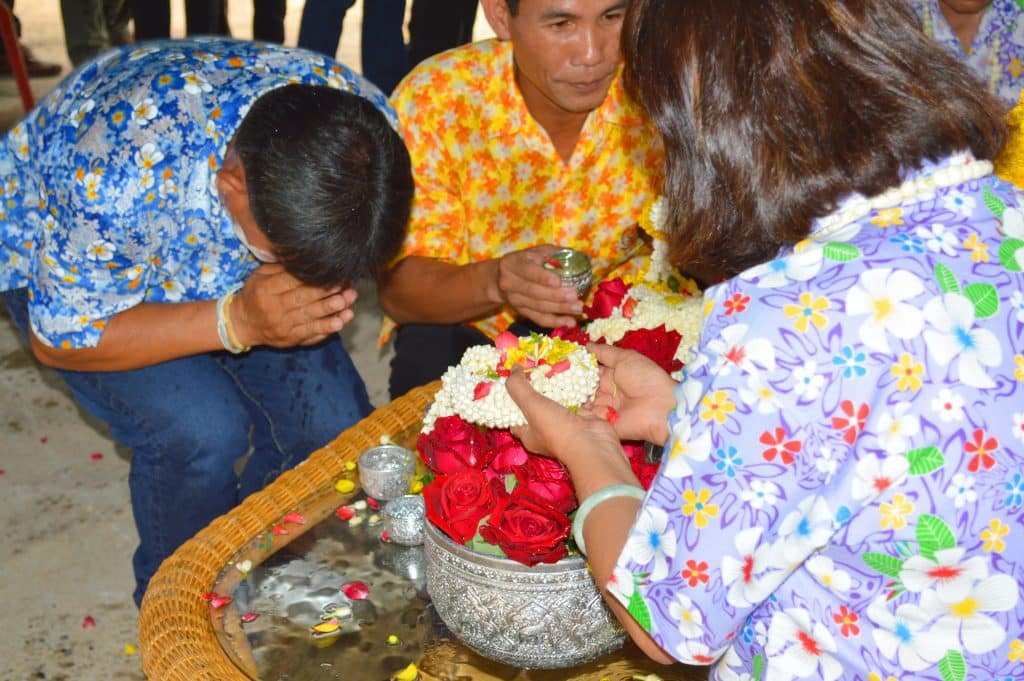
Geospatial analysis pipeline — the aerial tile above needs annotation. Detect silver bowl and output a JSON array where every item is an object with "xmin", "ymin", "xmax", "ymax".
[
  {"xmin": 423, "ymin": 521, "xmax": 625, "ymax": 669},
  {"xmin": 542, "ymin": 248, "xmax": 593, "ymax": 299}
]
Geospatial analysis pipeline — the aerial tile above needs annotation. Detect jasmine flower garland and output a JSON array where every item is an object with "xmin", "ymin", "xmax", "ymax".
[{"xmin": 421, "ymin": 334, "xmax": 600, "ymax": 432}]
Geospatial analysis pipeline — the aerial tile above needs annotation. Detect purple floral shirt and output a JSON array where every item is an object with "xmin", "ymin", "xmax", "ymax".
[
  {"xmin": 912, "ymin": 0, "xmax": 1024, "ymax": 107},
  {"xmin": 608, "ymin": 153, "xmax": 1024, "ymax": 681}
]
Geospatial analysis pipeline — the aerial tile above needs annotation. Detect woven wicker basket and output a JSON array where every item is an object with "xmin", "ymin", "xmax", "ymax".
[{"xmin": 138, "ymin": 381, "xmax": 439, "ymax": 681}]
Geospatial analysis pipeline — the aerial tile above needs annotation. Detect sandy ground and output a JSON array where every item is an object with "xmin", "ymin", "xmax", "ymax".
[{"xmin": 0, "ymin": 3, "xmax": 489, "ymax": 679}]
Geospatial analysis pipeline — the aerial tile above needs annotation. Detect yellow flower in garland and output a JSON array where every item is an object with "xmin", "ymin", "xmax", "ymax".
[
  {"xmin": 681, "ymin": 488, "xmax": 719, "ymax": 529},
  {"xmin": 501, "ymin": 334, "xmax": 577, "ymax": 372},
  {"xmin": 891, "ymin": 353, "xmax": 925, "ymax": 392},
  {"xmin": 700, "ymin": 390, "xmax": 735, "ymax": 424},
  {"xmin": 783, "ymin": 292, "xmax": 830, "ymax": 332},
  {"xmin": 981, "ymin": 518, "xmax": 1009, "ymax": 553}
]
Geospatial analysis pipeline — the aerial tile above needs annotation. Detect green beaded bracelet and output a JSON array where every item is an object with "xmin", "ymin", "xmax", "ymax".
[{"xmin": 572, "ymin": 484, "xmax": 646, "ymax": 557}]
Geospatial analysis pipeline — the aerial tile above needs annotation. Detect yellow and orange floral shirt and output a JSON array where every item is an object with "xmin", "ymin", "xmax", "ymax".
[{"xmin": 388, "ymin": 38, "xmax": 663, "ymax": 339}]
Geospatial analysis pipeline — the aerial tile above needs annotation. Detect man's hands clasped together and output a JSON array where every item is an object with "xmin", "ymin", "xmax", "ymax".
[{"xmin": 231, "ymin": 264, "xmax": 359, "ymax": 348}]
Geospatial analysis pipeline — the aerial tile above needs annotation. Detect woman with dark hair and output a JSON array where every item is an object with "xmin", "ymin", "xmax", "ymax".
[{"xmin": 505, "ymin": 1, "xmax": 1024, "ymax": 679}]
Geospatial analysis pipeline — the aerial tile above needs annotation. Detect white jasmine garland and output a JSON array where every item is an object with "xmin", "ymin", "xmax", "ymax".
[{"xmin": 421, "ymin": 337, "xmax": 600, "ymax": 431}]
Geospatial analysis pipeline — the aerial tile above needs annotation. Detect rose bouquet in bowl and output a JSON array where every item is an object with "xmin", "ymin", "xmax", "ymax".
[{"xmin": 416, "ymin": 333, "xmax": 666, "ymax": 566}]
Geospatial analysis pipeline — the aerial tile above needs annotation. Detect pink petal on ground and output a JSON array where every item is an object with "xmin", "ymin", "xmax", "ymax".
[
  {"xmin": 40, "ymin": 436, "xmax": 48, "ymax": 444},
  {"xmin": 335, "ymin": 505, "xmax": 356, "ymax": 521},
  {"xmin": 380, "ymin": 530, "xmax": 391, "ymax": 543},
  {"xmin": 282, "ymin": 512, "xmax": 306, "ymax": 525},
  {"xmin": 82, "ymin": 615, "xmax": 96, "ymax": 629},
  {"xmin": 272, "ymin": 525, "xmax": 289, "ymax": 535},
  {"xmin": 209, "ymin": 595, "xmax": 232, "ymax": 610},
  {"xmin": 341, "ymin": 581, "xmax": 370, "ymax": 600},
  {"xmin": 366, "ymin": 497, "xmax": 380, "ymax": 510},
  {"xmin": 240, "ymin": 612, "xmax": 260, "ymax": 623},
  {"xmin": 90, "ymin": 452, "xmax": 104, "ymax": 461}
]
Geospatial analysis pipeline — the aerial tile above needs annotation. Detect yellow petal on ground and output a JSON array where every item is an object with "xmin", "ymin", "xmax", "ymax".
[
  {"xmin": 311, "ymin": 621, "xmax": 341, "ymax": 634},
  {"xmin": 392, "ymin": 663, "xmax": 419, "ymax": 681},
  {"xmin": 334, "ymin": 479, "xmax": 356, "ymax": 494}
]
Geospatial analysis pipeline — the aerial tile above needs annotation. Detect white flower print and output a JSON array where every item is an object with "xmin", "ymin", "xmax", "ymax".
[
  {"xmin": 740, "ymin": 479, "xmax": 781, "ymax": 510},
  {"xmin": 945, "ymin": 473, "xmax": 977, "ymax": 508},
  {"xmin": 717, "ymin": 647, "xmax": 754, "ymax": 681},
  {"xmin": 132, "ymin": 97, "xmax": 157, "ymax": 125},
  {"xmin": 668, "ymin": 592, "xmax": 705, "ymax": 639},
  {"xmin": 941, "ymin": 190, "xmax": 976, "ymax": 217},
  {"xmin": 663, "ymin": 420, "xmax": 711, "ymax": 479},
  {"xmin": 86, "ymin": 239, "xmax": 115, "ymax": 262},
  {"xmin": 738, "ymin": 373, "xmax": 783, "ymax": 413},
  {"xmin": 777, "ymin": 495, "xmax": 834, "ymax": 565},
  {"xmin": 675, "ymin": 639, "xmax": 718, "ymax": 666},
  {"xmin": 721, "ymin": 527, "xmax": 786, "ymax": 607},
  {"xmin": 606, "ymin": 565, "xmax": 635, "ymax": 600},
  {"xmin": 791, "ymin": 360, "xmax": 825, "ymax": 401},
  {"xmin": 765, "ymin": 608, "xmax": 842, "ymax": 681},
  {"xmin": 134, "ymin": 142, "xmax": 164, "ymax": 170},
  {"xmin": 741, "ymin": 247, "xmax": 823, "ymax": 288},
  {"xmin": 1002, "ymin": 207, "xmax": 1024, "ymax": 239},
  {"xmin": 850, "ymin": 454, "xmax": 909, "ymax": 501},
  {"xmin": 70, "ymin": 99, "xmax": 95, "ymax": 128},
  {"xmin": 930, "ymin": 388, "xmax": 965, "ymax": 423},
  {"xmin": 1011, "ymin": 290, "xmax": 1024, "ymax": 324},
  {"xmin": 706, "ymin": 323, "xmax": 777, "ymax": 376},
  {"xmin": 900, "ymin": 548, "xmax": 987, "ymax": 602},
  {"xmin": 805, "ymin": 555, "xmax": 851, "ymax": 595},
  {"xmin": 875, "ymin": 402, "xmax": 920, "ymax": 455},
  {"xmin": 915, "ymin": 223, "xmax": 958, "ymax": 256},
  {"xmin": 158, "ymin": 280, "xmax": 185, "ymax": 302},
  {"xmin": 815, "ymin": 446, "xmax": 838, "ymax": 483},
  {"xmin": 921, "ymin": 573, "xmax": 1020, "ymax": 654},
  {"xmin": 624, "ymin": 506, "xmax": 677, "ymax": 581},
  {"xmin": 867, "ymin": 596, "xmax": 949, "ymax": 672},
  {"xmin": 1013, "ymin": 412, "xmax": 1024, "ymax": 445},
  {"xmin": 845, "ymin": 268, "xmax": 925, "ymax": 353},
  {"xmin": 182, "ymin": 71, "xmax": 213, "ymax": 94},
  {"xmin": 923, "ymin": 293, "xmax": 1002, "ymax": 389}
]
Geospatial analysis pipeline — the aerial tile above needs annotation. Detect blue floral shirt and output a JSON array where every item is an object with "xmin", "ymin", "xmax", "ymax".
[
  {"xmin": 609, "ymin": 154, "xmax": 1024, "ymax": 681},
  {"xmin": 0, "ymin": 38, "xmax": 393, "ymax": 349},
  {"xmin": 912, "ymin": 0, "xmax": 1024, "ymax": 107}
]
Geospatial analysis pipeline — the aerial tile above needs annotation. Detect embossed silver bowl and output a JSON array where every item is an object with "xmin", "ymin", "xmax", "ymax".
[{"xmin": 423, "ymin": 521, "xmax": 625, "ymax": 669}]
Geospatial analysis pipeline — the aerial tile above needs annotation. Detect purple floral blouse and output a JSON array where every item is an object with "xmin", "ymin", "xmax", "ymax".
[{"xmin": 608, "ymin": 153, "xmax": 1024, "ymax": 681}]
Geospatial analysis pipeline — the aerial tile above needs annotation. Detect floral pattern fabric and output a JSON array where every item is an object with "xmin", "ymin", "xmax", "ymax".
[
  {"xmin": 0, "ymin": 37, "xmax": 390, "ymax": 349},
  {"xmin": 608, "ymin": 154, "xmax": 1024, "ymax": 681},
  {"xmin": 912, "ymin": 0, "xmax": 1024, "ymax": 107},
  {"xmin": 388, "ymin": 38, "xmax": 663, "ymax": 339}
]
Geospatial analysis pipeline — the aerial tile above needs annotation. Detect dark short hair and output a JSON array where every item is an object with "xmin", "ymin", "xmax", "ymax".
[
  {"xmin": 233, "ymin": 84, "xmax": 413, "ymax": 287},
  {"xmin": 622, "ymin": 0, "xmax": 1006, "ymax": 282}
]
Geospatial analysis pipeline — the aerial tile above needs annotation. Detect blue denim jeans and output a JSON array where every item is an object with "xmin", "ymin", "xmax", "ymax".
[
  {"xmin": 2, "ymin": 287, "xmax": 372, "ymax": 606},
  {"xmin": 297, "ymin": 0, "xmax": 409, "ymax": 95}
]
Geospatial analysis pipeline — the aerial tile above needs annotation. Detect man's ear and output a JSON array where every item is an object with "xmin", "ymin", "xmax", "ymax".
[
  {"xmin": 480, "ymin": 0, "xmax": 513, "ymax": 40},
  {"xmin": 216, "ymin": 147, "xmax": 247, "ymax": 198}
]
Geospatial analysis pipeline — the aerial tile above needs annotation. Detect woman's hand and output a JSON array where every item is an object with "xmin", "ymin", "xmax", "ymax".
[{"xmin": 582, "ymin": 344, "xmax": 677, "ymax": 446}]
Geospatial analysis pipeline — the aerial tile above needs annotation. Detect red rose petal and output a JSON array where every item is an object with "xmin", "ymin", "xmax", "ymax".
[
  {"xmin": 240, "ymin": 612, "xmax": 260, "ymax": 623},
  {"xmin": 605, "ymin": 406, "xmax": 619, "ymax": 424},
  {"xmin": 209, "ymin": 595, "xmax": 232, "ymax": 610},
  {"xmin": 90, "ymin": 452, "xmax": 104, "ymax": 461},
  {"xmin": 366, "ymin": 497, "xmax": 380, "ymax": 510},
  {"xmin": 545, "ymin": 358, "xmax": 571, "ymax": 378},
  {"xmin": 40, "ymin": 436, "xmax": 48, "ymax": 444},
  {"xmin": 0, "ymin": 469, "xmax": 6, "ymax": 476},
  {"xmin": 272, "ymin": 525, "xmax": 288, "ymax": 535},
  {"xmin": 622, "ymin": 297, "xmax": 638, "ymax": 319},
  {"xmin": 335, "ymin": 505, "xmax": 356, "ymax": 520},
  {"xmin": 380, "ymin": 530, "xmax": 391, "ymax": 543},
  {"xmin": 473, "ymin": 381, "xmax": 492, "ymax": 401},
  {"xmin": 545, "ymin": 257, "xmax": 563, "ymax": 269},
  {"xmin": 201, "ymin": 592, "xmax": 218, "ymax": 601},
  {"xmin": 282, "ymin": 512, "xmax": 306, "ymax": 525},
  {"xmin": 82, "ymin": 615, "xmax": 96, "ymax": 629},
  {"xmin": 341, "ymin": 581, "xmax": 370, "ymax": 600}
]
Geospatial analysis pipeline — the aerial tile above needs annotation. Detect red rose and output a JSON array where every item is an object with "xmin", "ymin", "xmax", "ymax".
[
  {"xmin": 550, "ymin": 324, "xmax": 591, "ymax": 345},
  {"xmin": 416, "ymin": 414, "xmax": 491, "ymax": 475},
  {"xmin": 423, "ymin": 468, "xmax": 504, "ymax": 544},
  {"xmin": 479, "ymin": 489, "xmax": 571, "ymax": 566},
  {"xmin": 513, "ymin": 454, "xmax": 577, "ymax": 514},
  {"xmin": 613, "ymin": 325, "xmax": 684, "ymax": 374},
  {"xmin": 484, "ymin": 429, "xmax": 530, "ymax": 476},
  {"xmin": 583, "ymin": 277, "xmax": 629, "ymax": 319},
  {"xmin": 622, "ymin": 440, "xmax": 659, "ymax": 490}
]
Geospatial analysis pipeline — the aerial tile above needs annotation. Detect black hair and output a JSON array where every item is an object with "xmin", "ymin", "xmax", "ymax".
[
  {"xmin": 622, "ymin": 0, "xmax": 1006, "ymax": 282},
  {"xmin": 233, "ymin": 84, "xmax": 413, "ymax": 287}
]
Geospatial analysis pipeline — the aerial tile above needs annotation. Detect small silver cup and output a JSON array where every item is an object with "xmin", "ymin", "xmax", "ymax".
[
  {"xmin": 358, "ymin": 445, "xmax": 415, "ymax": 501},
  {"xmin": 543, "ymin": 248, "xmax": 593, "ymax": 299},
  {"xmin": 382, "ymin": 494, "xmax": 426, "ymax": 546}
]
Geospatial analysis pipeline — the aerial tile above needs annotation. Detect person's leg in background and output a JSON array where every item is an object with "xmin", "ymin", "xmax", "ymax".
[
  {"xmin": 407, "ymin": 0, "xmax": 478, "ymax": 70},
  {"xmin": 185, "ymin": 0, "xmax": 229, "ymax": 36},
  {"xmin": 0, "ymin": 0, "xmax": 63, "ymax": 77},
  {"xmin": 129, "ymin": 0, "xmax": 170, "ymax": 40},
  {"xmin": 297, "ymin": 0, "xmax": 355, "ymax": 59},
  {"xmin": 59, "ymin": 0, "xmax": 131, "ymax": 67},
  {"xmin": 252, "ymin": 0, "xmax": 287, "ymax": 43},
  {"xmin": 219, "ymin": 338, "xmax": 373, "ymax": 498},
  {"xmin": 360, "ymin": 0, "xmax": 408, "ymax": 94}
]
